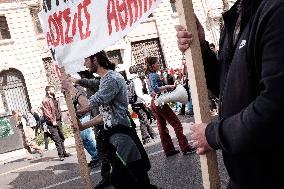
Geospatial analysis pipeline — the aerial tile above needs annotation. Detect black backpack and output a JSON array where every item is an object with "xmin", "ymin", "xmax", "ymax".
[{"xmin": 127, "ymin": 79, "xmax": 137, "ymax": 104}]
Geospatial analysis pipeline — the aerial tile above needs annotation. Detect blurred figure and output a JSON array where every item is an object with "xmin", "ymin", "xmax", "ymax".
[{"xmin": 12, "ymin": 110, "xmax": 44, "ymax": 160}]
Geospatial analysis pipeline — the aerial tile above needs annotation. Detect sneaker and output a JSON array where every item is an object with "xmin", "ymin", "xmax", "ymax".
[
  {"xmin": 59, "ymin": 157, "xmax": 65, "ymax": 161},
  {"xmin": 142, "ymin": 137, "xmax": 151, "ymax": 145},
  {"xmin": 88, "ymin": 159, "xmax": 100, "ymax": 169},
  {"xmin": 165, "ymin": 149, "xmax": 180, "ymax": 157},
  {"xmin": 182, "ymin": 146, "xmax": 196, "ymax": 155},
  {"xmin": 94, "ymin": 178, "xmax": 111, "ymax": 189}
]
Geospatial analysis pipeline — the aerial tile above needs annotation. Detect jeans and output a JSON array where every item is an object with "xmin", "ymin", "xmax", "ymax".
[{"xmin": 80, "ymin": 128, "xmax": 98, "ymax": 161}]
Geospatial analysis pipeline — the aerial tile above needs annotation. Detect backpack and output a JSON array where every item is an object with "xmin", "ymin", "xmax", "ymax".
[{"xmin": 127, "ymin": 79, "xmax": 137, "ymax": 104}]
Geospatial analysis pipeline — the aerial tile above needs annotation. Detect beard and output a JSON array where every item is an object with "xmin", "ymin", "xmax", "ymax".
[{"xmin": 89, "ymin": 63, "xmax": 98, "ymax": 74}]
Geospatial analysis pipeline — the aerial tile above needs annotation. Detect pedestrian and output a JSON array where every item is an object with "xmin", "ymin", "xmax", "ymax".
[
  {"xmin": 145, "ymin": 57, "xmax": 195, "ymax": 157},
  {"xmin": 12, "ymin": 110, "xmax": 44, "ymax": 160},
  {"xmin": 42, "ymin": 86, "xmax": 71, "ymax": 161},
  {"xmin": 176, "ymin": 0, "xmax": 284, "ymax": 188},
  {"xmin": 31, "ymin": 108, "xmax": 41, "ymax": 136},
  {"xmin": 127, "ymin": 69, "xmax": 157, "ymax": 145},
  {"xmin": 62, "ymin": 51, "xmax": 158, "ymax": 189}
]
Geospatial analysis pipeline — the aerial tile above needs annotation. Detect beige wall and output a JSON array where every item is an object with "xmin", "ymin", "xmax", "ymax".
[{"xmin": 0, "ymin": 1, "xmax": 48, "ymax": 112}]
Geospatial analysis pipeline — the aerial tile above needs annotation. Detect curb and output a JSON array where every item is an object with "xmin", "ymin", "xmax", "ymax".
[{"xmin": 0, "ymin": 137, "xmax": 75, "ymax": 165}]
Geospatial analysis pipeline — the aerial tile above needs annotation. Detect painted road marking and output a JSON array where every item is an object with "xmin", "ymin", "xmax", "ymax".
[{"xmin": 39, "ymin": 149, "xmax": 164, "ymax": 189}]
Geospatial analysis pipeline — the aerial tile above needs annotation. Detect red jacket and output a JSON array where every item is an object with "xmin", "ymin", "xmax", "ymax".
[{"xmin": 42, "ymin": 96, "xmax": 61, "ymax": 124}]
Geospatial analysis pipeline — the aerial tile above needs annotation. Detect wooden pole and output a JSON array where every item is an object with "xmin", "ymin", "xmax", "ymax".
[
  {"xmin": 175, "ymin": 0, "xmax": 221, "ymax": 188},
  {"xmin": 59, "ymin": 67, "xmax": 93, "ymax": 189}
]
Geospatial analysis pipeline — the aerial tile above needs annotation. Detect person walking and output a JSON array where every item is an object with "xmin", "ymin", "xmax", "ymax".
[
  {"xmin": 12, "ymin": 110, "xmax": 44, "ymax": 160},
  {"xmin": 127, "ymin": 69, "xmax": 157, "ymax": 145},
  {"xmin": 176, "ymin": 0, "xmax": 284, "ymax": 188},
  {"xmin": 62, "ymin": 51, "xmax": 158, "ymax": 189},
  {"xmin": 42, "ymin": 86, "xmax": 71, "ymax": 161}
]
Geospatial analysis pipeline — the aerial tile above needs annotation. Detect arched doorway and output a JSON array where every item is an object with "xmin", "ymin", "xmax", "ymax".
[{"xmin": 0, "ymin": 68, "xmax": 31, "ymax": 116}]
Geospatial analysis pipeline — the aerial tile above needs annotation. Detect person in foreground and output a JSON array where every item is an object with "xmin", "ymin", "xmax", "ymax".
[
  {"xmin": 62, "ymin": 51, "xmax": 158, "ymax": 189},
  {"xmin": 176, "ymin": 0, "xmax": 284, "ymax": 188}
]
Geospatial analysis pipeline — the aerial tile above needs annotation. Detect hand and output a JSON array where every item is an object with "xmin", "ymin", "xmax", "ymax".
[
  {"xmin": 190, "ymin": 123, "xmax": 213, "ymax": 155},
  {"xmin": 175, "ymin": 15, "xmax": 205, "ymax": 52},
  {"xmin": 68, "ymin": 77, "xmax": 79, "ymax": 84},
  {"xmin": 61, "ymin": 79, "xmax": 73, "ymax": 91},
  {"xmin": 166, "ymin": 85, "xmax": 176, "ymax": 89},
  {"xmin": 151, "ymin": 91, "xmax": 157, "ymax": 98}
]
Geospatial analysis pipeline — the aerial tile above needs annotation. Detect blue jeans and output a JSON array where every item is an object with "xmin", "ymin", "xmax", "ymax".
[{"xmin": 80, "ymin": 128, "xmax": 98, "ymax": 161}]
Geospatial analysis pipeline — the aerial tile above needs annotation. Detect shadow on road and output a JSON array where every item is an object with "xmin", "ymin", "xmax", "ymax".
[{"xmin": 8, "ymin": 162, "xmax": 81, "ymax": 189}]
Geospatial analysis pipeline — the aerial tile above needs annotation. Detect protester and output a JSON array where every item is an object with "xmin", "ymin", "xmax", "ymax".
[
  {"xmin": 176, "ymin": 0, "xmax": 284, "ymax": 188},
  {"xmin": 42, "ymin": 86, "xmax": 71, "ymax": 161},
  {"xmin": 73, "ymin": 85, "xmax": 100, "ymax": 169},
  {"xmin": 70, "ymin": 71, "xmax": 112, "ymax": 188},
  {"xmin": 145, "ymin": 56, "xmax": 195, "ymax": 157},
  {"xmin": 209, "ymin": 43, "xmax": 219, "ymax": 59},
  {"xmin": 62, "ymin": 51, "xmax": 158, "ymax": 189},
  {"xmin": 127, "ymin": 69, "xmax": 157, "ymax": 145},
  {"xmin": 179, "ymin": 60, "xmax": 193, "ymax": 116},
  {"xmin": 12, "ymin": 110, "xmax": 44, "ymax": 160}
]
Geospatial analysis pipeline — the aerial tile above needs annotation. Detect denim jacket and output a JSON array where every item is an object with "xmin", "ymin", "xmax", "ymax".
[
  {"xmin": 89, "ymin": 70, "xmax": 129, "ymax": 129},
  {"xmin": 148, "ymin": 72, "xmax": 163, "ymax": 93}
]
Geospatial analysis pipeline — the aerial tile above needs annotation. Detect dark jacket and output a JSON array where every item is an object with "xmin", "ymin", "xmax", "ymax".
[{"xmin": 203, "ymin": 0, "xmax": 284, "ymax": 188}]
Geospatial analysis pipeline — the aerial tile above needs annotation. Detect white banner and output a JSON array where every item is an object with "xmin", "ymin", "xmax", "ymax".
[{"xmin": 38, "ymin": 0, "xmax": 162, "ymax": 66}]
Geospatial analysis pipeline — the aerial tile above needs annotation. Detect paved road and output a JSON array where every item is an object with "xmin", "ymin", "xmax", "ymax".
[{"xmin": 0, "ymin": 115, "xmax": 229, "ymax": 189}]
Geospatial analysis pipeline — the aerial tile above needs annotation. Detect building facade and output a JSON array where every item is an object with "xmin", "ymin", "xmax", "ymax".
[{"xmin": 0, "ymin": 0, "xmax": 237, "ymax": 116}]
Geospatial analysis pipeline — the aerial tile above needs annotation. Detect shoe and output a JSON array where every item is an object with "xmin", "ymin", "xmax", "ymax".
[
  {"xmin": 165, "ymin": 149, "xmax": 180, "ymax": 157},
  {"xmin": 39, "ymin": 149, "xmax": 44, "ymax": 157},
  {"xmin": 88, "ymin": 159, "xmax": 100, "ymax": 169},
  {"xmin": 182, "ymin": 146, "xmax": 196, "ymax": 155},
  {"xmin": 63, "ymin": 152, "xmax": 72, "ymax": 157},
  {"xmin": 94, "ymin": 178, "xmax": 111, "ymax": 189},
  {"xmin": 142, "ymin": 137, "xmax": 151, "ymax": 145},
  {"xmin": 150, "ymin": 134, "xmax": 157, "ymax": 140},
  {"xmin": 59, "ymin": 157, "xmax": 65, "ymax": 161}
]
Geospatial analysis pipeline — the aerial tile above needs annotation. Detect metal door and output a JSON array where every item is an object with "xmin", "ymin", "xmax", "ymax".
[
  {"xmin": 0, "ymin": 68, "xmax": 31, "ymax": 116},
  {"xmin": 131, "ymin": 38, "xmax": 166, "ymax": 74}
]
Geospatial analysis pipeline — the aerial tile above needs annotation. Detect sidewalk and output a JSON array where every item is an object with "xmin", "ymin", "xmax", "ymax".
[{"xmin": 0, "ymin": 137, "xmax": 75, "ymax": 165}]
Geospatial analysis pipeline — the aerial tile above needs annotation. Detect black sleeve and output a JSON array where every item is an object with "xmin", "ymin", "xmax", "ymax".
[
  {"xmin": 202, "ymin": 42, "xmax": 221, "ymax": 97},
  {"xmin": 78, "ymin": 78, "xmax": 100, "ymax": 92},
  {"xmin": 205, "ymin": 5, "xmax": 284, "ymax": 154}
]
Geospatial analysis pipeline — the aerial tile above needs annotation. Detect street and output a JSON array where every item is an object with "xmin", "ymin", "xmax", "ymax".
[{"xmin": 0, "ymin": 116, "xmax": 229, "ymax": 189}]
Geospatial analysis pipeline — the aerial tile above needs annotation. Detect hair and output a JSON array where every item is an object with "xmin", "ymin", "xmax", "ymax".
[
  {"xmin": 145, "ymin": 57, "xmax": 158, "ymax": 75},
  {"xmin": 45, "ymin": 85, "xmax": 55, "ymax": 92},
  {"xmin": 119, "ymin": 70, "xmax": 128, "ymax": 81},
  {"xmin": 209, "ymin": 43, "xmax": 215, "ymax": 48},
  {"xmin": 89, "ymin": 51, "xmax": 116, "ymax": 71}
]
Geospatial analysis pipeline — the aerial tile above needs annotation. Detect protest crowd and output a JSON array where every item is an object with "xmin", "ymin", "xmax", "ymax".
[{"xmin": 3, "ymin": 0, "xmax": 284, "ymax": 189}]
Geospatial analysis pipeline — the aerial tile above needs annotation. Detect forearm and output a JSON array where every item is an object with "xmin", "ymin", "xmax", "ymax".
[{"xmin": 80, "ymin": 115, "xmax": 103, "ymax": 130}]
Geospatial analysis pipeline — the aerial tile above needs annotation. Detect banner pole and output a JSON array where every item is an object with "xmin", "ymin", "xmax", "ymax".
[
  {"xmin": 175, "ymin": 0, "xmax": 221, "ymax": 188},
  {"xmin": 59, "ymin": 67, "xmax": 93, "ymax": 189}
]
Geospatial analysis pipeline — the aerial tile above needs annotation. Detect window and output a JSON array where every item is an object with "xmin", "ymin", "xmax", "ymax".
[
  {"xmin": 170, "ymin": 0, "xmax": 177, "ymax": 13},
  {"xmin": 30, "ymin": 7, "xmax": 43, "ymax": 34},
  {"xmin": 0, "ymin": 16, "xmax": 11, "ymax": 40}
]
